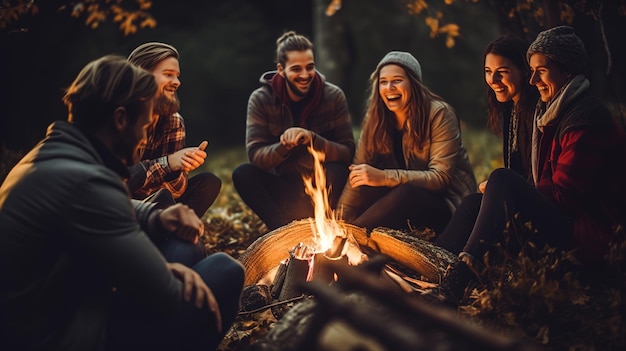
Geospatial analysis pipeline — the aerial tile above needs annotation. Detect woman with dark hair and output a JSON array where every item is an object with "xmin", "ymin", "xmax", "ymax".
[
  {"xmin": 429, "ymin": 26, "xmax": 626, "ymax": 304},
  {"xmin": 434, "ymin": 35, "xmax": 539, "ymax": 254},
  {"xmin": 484, "ymin": 35, "xmax": 538, "ymax": 182},
  {"xmin": 337, "ymin": 51, "xmax": 476, "ymax": 233}
]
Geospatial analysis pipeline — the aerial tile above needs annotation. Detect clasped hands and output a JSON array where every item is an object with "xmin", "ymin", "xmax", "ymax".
[
  {"xmin": 280, "ymin": 127, "xmax": 313, "ymax": 151},
  {"xmin": 168, "ymin": 140, "xmax": 208, "ymax": 173}
]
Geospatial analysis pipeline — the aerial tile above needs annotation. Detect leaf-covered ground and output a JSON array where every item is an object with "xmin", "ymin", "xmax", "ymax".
[
  {"xmin": 5, "ymin": 129, "xmax": 625, "ymax": 350},
  {"xmin": 200, "ymin": 130, "xmax": 626, "ymax": 351}
]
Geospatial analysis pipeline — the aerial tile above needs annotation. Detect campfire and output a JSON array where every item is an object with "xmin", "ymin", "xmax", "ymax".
[
  {"xmin": 269, "ymin": 143, "xmax": 368, "ymax": 300},
  {"xmin": 228, "ymin": 144, "xmax": 479, "ymax": 350},
  {"xmin": 238, "ymin": 141, "xmax": 456, "ymax": 293}
]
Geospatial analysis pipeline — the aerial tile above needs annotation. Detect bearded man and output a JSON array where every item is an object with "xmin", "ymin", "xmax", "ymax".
[
  {"xmin": 232, "ymin": 31, "xmax": 355, "ymax": 231},
  {"xmin": 127, "ymin": 42, "xmax": 221, "ymax": 266}
]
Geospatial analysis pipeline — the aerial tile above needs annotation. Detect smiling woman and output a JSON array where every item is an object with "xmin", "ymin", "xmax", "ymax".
[{"xmin": 336, "ymin": 50, "xmax": 476, "ymax": 234}]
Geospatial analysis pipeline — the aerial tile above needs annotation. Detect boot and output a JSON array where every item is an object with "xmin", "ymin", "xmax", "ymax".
[{"xmin": 438, "ymin": 260, "xmax": 475, "ymax": 304}]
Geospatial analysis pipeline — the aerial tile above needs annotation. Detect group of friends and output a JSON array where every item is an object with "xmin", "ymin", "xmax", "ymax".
[{"xmin": 1, "ymin": 25, "xmax": 625, "ymax": 350}]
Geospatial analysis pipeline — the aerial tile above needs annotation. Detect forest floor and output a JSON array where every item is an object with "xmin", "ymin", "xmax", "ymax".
[{"xmin": 3, "ymin": 128, "xmax": 624, "ymax": 350}]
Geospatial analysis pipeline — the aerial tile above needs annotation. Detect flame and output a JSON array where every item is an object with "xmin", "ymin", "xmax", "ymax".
[{"xmin": 302, "ymin": 143, "xmax": 347, "ymax": 254}]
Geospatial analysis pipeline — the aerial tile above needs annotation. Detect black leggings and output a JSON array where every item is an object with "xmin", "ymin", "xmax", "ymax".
[
  {"xmin": 436, "ymin": 168, "xmax": 572, "ymax": 259},
  {"xmin": 232, "ymin": 162, "xmax": 349, "ymax": 231},
  {"xmin": 342, "ymin": 183, "xmax": 452, "ymax": 233}
]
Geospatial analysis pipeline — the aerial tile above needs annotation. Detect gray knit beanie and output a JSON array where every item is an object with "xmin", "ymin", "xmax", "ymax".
[
  {"xmin": 526, "ymin": 26, "xmax": 586, "ymax": 74},
  {"xmin": 376, "ymin": 51, "xmax": 422, "ymax": 82}
]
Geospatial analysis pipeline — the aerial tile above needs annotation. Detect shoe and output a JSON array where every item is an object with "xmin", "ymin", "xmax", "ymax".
[{"xmin": 421, "ymin": 260, "xmax": 475, "ymax": 305}]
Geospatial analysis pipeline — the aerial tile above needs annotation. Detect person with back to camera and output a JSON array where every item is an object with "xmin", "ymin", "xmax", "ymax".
[
  {"xmin": 127, "ymin": 42, "xmax": 223, "ymax": 266},
  {"xmin": 336, "ymin": 51, "xmax": 476, "ymax": 233},
  {"xmin": 426, "ymin": 26, "xmax": 626, "ymax": 305},
  {"xmin": 0, "ymin": 55, "xmax": 244, "ymax": 350},
  {"xmin": 232, "ymin": 31, "xmax": 355, "ymax": 231},
  {"xmin": 435, "ymin": 35, "xmax": 539, "ymax": 254}
]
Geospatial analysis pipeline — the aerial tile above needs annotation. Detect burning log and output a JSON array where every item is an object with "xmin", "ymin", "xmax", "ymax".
[
  {"xmin": 271, "ymin": 237, "xmax": 350, "ymax": 301},
  {"xmin": 238, "ymin": 219, "xmax": 368, "ymax": 286},
  {"xmin": 363, "ymin": 227, "xmax": 457, "ymax": 282},
  {"xmin": 239, "ymin": 220, "xmax": 456, "ymax": 287}
]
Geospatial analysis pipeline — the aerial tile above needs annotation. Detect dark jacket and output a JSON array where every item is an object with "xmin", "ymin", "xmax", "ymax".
[
  {"xmin": 0, "ymin": 121, "xmax": 183, "ymax": 350},
  {"xmin": 245, "ymin": 71, "xmax": 355, "ymax": 176},
  {"xmin": 535, "ymin": 95, "xmax": 626, "ymax": 263}
]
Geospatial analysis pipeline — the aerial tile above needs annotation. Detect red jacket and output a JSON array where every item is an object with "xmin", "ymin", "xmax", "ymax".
[{"xmin": 535, "ymin": 95, "xmax": 626, "ymax": 263}]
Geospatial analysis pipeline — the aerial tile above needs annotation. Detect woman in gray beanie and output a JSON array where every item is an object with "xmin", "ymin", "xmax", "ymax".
[
  {"xmin": 428, "ymin": 26, "xmax": 626, "ymax": 305},
  {"xmin": 337, "ymin": 51, "xmax": 476, "ymax": 233}
]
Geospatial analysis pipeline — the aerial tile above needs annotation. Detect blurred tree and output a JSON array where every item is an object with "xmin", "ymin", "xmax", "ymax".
[
  {"xmin": 327, "ymin": 0, "xmax": 626, "ymax": 122},
  {"xmin": 1, "ymin": 0, "xmax": 156, "ymax": 36},
  {"xmin": 3, "ymin": 0, "xmax": 622, "ymax": 153}
]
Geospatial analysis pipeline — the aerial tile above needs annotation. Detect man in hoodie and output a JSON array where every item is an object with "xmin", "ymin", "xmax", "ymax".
[
  {"xmin": 232, "ymin": 31, "xmax": 355, "ymax": 231},
  {"xmin": 0, "ymin": 56, "xmax": 243, "ymax": 350}
]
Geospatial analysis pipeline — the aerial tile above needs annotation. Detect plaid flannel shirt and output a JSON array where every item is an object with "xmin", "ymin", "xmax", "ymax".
[{"xmin": 127, "ymin": 113, "xmax": 188, "ymax": 199}]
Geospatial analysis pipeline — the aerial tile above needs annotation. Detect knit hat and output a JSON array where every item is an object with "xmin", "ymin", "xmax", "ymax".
[
  {"xmin": 376, "ymin": 51, "xmax": 422, "ymax": 82},
  {"xmin": 526, "ymin": 26, "xmax": 587, "ymax": 74}
]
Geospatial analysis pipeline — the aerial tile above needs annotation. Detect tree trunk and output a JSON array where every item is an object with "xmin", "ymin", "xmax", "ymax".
[{"xmin": 312, "ymin": 0, "xmax": 349, "ymax": 87}]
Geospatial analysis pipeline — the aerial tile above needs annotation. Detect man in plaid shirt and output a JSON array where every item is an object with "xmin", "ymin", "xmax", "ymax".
[{"xmin": 127, "ymin": 42, "xmax": 221, "ymax": 266}]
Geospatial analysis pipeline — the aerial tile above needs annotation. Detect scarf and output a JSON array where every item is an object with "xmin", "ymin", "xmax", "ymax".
[
  {"xmin": 271, "ymin": 72, "xmax": 324, "ymax": 128},
  {"xmin": 530, "ymin": 74, "xmax": 590, "ymax": 184}
]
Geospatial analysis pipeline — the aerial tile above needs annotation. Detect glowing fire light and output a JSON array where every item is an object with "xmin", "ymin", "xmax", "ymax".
[
  {"xmin": 302, "ymin": 144, "xmax": 348, "ymax": 255},
  {"xmin": 301, "ymin": 143, "xmax": 367, "ymax": 278}
]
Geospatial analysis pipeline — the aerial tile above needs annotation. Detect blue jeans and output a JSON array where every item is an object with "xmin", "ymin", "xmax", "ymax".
[
  {"xmin": 158, "ymin": 236, "xmax": 207, "ymax": 267},
  {"xmin": 105, "ymin": 253, "xmax": 244, "ymax": 351}
]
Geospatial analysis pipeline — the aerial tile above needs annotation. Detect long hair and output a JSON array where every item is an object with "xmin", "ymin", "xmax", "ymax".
[
  {"xmin": 275, "ymin": 31, "xmax": 314, "ymax": 66},
  {"xmin": 359, "ymin": 63, "xmax": 445, "ymax": 163},
  {"xmin": 128, "ymin": 42, "xmax": 179, "ymax": 71},
  {"xmin": 484, "ymin": 35, "xmax": 538, "ymax": 134}
]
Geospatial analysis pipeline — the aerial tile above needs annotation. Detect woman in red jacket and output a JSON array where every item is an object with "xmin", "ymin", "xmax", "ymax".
[{"xmin": 433, "ymin": 26, "xmax": 626, "ymax": 304}]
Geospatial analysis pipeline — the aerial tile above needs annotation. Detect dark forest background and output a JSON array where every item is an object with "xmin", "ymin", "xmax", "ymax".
[{"xmin": 1, "ymin": 0, "xmax": 625, "ymax": 154}]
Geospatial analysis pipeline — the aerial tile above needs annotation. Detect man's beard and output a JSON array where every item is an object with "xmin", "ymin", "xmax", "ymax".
[
  {"xmin": 285, "ymin": 77, "xmax": 310, "ymax": 98},
  {"xmin": 154, "ymin": 94, "xmax": 180, "ymax": 116}
]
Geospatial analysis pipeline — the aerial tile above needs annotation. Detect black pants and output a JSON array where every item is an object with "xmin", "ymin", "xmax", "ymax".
[
  {"xmin": 179, "ymin": 172, "xmax": 222, "ymax": 218},
  {"xmin": 436, "ymin": 168, "xmax": 572, "ymax": 259},
  {"xmin": 232, "ymin": 162, "xmax": 349, "ymax": 231},
  {"xmin": 341, "ymin": 183, "xmax": 452, "ymax": 233},
  {"xmin": 139, "ymin": 172, "xmax": 221, "ymax": 218}
]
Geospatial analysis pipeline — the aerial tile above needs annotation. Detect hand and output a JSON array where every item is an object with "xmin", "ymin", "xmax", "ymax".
[
  {"xmin": 280, "ymin": 127, "xmax": 313, "ymax": 150},
  {"xmin": 348, "ymin": 164, "xmax": 386, "ymax": 188},
  {"xmin": 158, "ymin": 203, "xmax": 204, "ymax": 244},
  {"xmin": 166, "ymin": 262, "xmax": 222, "ymax": 333},
  {"xmin": 168, "ymin": 141, "xmax": 208, "ymax": 172},
  {"xmin": 478, "ymin": 180, "xmax": 487, "ymax": 193}
]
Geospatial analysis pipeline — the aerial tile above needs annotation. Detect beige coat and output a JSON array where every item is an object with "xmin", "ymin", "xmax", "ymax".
[{"xmin": 339, "ymin": 100, "xmax": 477, "ymax": 215}]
